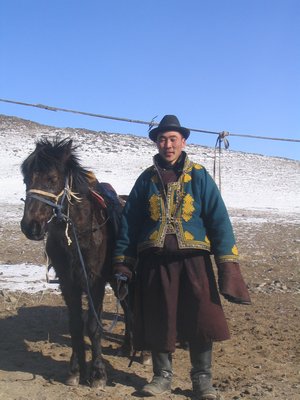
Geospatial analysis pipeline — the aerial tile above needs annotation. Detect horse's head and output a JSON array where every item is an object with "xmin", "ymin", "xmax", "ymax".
[{"xmin": 20, "ymin": 138, "xmax": 85, "ymax": 240}]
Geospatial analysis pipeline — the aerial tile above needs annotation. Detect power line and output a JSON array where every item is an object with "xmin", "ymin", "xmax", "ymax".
[{"xmin": 0, "ymin": 97, "xmax": 299, "ymax": 143}]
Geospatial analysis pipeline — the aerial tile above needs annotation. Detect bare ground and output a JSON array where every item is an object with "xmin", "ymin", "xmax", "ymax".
[{"xmin": 0, "ymin": 208, "xmax": 299, "ymax": 400}]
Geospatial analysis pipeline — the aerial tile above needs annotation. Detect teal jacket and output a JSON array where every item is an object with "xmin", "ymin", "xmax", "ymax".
[{"xmin": 113, "ymin": 154, "xmax": 239, "ymax": 268}]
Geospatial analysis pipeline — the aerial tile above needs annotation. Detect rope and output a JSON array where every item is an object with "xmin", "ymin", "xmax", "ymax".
[
  {"xmin": 28, "ymin": 188, "xmax": 64, "ymax": 202},
  {"xmin": 213, "ymin": 131, "xmax": 230, "ymax": 193},
  {"xmin": 1, "ymin": 97, "xmax": 299, "ymax": 143},
  {"xmin": 67, "ymin": 219, "xmax": 104, "ymax": 331},
  {"xmin": 23, "ymin": 178, "xmax": 118, "ymax": 333},
  {"xmin": 67, "ymin": 216, "xmax": 125, "ymax": 336}
]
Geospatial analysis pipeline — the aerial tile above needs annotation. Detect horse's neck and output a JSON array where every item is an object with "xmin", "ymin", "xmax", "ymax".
[{"xmin": 69, "ymin": 188, "xmax": 107, "ymax": 228}]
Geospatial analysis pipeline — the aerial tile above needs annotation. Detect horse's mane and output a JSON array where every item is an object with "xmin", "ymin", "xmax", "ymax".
[{"xmin": 21, "ymin": 138, "xmax": 90, "ymax": 188}]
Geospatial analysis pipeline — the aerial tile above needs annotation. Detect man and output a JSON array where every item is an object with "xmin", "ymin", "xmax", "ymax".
[{"xmin": 113, "ymin": 115, "xmax": 251, "ymax": 399}]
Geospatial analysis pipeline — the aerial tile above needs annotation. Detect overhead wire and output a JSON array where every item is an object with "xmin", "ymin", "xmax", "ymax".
[{"xmin": 0, "ymin": 97, "xmax": 299, "ymax": 143}]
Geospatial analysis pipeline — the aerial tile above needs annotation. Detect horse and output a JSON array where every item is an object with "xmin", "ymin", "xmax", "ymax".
[{"xmin": 20, "ymin": 138, "xmax": 129, "ymax": 388}]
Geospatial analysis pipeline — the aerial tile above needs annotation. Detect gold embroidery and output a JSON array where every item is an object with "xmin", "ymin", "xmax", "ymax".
[
  {"xmin": 149, "ymin": 230, "xmax": 159, "ymax": 240},
  {"xmin": 184, "ymin": 231, "xmax": 194, "ymax": 240},
  {"xmin": 217, "ymin": 255, "xmax": 239, "ymax": 264},
  {"xmin": 182, "ymin": 194, "xmax": 195, "ymax": 221},
  {"xmin": 232, "ymin": 245, "xmax": 239, "ymax": 255},
  {"xmin": 205, "ymin": 235, "xmax": 210, "ymax": 244},
  {"xmin": 183, "ymin": 174, "xmax": 192, "ymax": 182},
  {"xmin": 194, "ymin": 163, "xmax": 203, "ymax": 170},
  {"xmin": 149, "ymin": 194, "xmax": 160, "ymax": 221},
  {"xmin": 113, "ymin": 255, "xmax": 136, "ymax": 266}
]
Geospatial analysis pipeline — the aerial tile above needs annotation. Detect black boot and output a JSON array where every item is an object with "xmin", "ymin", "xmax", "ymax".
[
  {"xmin": 141, "ymin": 351, "xmax": 172, "ymax": 396},
  {"xmin": 190, "ymin": 342, "xmax": 218, "ymax": 400}
]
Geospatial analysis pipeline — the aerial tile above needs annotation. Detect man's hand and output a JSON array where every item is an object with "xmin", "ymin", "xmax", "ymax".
[{"xmin": 113, "ymin": 264, "xmax": 132, "ymax": 301}]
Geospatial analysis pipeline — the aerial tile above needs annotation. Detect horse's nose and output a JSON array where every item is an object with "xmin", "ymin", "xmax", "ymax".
[{"xmin": 20, "ymin": 219, "xmax": 45, "ymax": 241}]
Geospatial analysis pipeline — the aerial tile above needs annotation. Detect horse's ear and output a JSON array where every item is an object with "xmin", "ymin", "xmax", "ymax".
[
  {"xmin": 62, "ymin": 139, "xmax": 73, "ymax": 162},
  {"xmin": 66, "ymin": 139, "xmax": 73, "ymax": 152}
]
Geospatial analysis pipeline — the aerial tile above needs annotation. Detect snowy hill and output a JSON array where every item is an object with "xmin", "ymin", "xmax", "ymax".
[
  {"xmin": 0, "ymin": 114, "xmax": 299, "ymax": 293},
  {"xmin": 0, "ymin": 114, "xmax": 299, "ymax": 223}
]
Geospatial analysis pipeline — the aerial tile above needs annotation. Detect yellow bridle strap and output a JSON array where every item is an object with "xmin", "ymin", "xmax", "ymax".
[
  {"xmin": 27, "ymin": 189, "xmax": 64, "ymax": 203},
  {"xmin": 65, "ymin": 189, "xmax": 82, "ymax": 203},
  {"xmin": 27, "ymin": 183, "xmax": 82, "ymax": 247},
  {"xmin": 27, "ymin": 187, "xmax": 82, "ymax": 204}
]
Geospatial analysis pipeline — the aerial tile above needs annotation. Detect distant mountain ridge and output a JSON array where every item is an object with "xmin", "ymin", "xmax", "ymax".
[{"xmin": 0, "ymin": 114, "xmax": 299, "ymax": 217}]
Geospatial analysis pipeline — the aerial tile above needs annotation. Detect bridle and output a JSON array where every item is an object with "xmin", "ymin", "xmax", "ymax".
[
  {"xmin": 22, "ymin": 177, "xmax": 81, "ymax": 222},
  {"xmin": 22, "ymin": 175, "xmax": 107, "ymax": 330}
]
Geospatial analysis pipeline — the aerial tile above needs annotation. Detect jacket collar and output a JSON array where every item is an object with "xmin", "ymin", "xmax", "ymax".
[{"xmin": 153, "ymin": 151, "xmax": 188, "ymax": 172}]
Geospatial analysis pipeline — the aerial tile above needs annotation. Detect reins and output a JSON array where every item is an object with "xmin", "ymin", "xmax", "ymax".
[
  {"xmin": 22, "ymin": 176, "xmax": 110, "ymax": 332},
  {"xmin": 67, "ymin": 216, "xmax": 104, "ymax": 331}
]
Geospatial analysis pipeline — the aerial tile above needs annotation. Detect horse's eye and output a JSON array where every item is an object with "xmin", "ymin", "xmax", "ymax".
[{"xmin": 48, "ymin": 176, "xmax": 58, "ymax": 185}]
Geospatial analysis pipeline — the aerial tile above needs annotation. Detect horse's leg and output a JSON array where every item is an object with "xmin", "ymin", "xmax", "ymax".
[
  {"xmin": 87, "ymin": 280, "xmax": 107, "ymax": 389},
  {"xmin": 62, "ymin": 286, "xmax": 87, "ymax": 386}
]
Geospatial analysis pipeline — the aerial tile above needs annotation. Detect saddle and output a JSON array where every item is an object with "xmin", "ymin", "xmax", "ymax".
[{"xmin": 91, "ymin": 181, "xmax": 124, "ymax": 240}]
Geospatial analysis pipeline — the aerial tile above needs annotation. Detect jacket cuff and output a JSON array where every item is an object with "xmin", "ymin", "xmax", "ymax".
[
  {"xmin": 113, "ymin": 255, "xmax": 136, "ymax": 269},
  {"xmin": 215, "ymin": 255, "xmax": 239, "ymax": 264}
]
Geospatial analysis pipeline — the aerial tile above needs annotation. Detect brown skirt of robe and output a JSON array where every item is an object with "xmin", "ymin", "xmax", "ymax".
[{"xmin": 132, "ymin": 251, "xmax": 230, "ymax": 352}]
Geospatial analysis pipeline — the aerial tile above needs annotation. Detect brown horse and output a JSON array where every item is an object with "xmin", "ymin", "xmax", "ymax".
[{"xmin": 20, "ymin": 138, "xmax": 128, "ymax": 388}]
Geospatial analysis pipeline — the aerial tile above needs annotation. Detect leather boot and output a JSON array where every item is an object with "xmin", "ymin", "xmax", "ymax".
[
  {"xmin": 141, "ymin": 351, "xmax": 172, "ymax": 396},
  {"xmin": 190, "ymin": 342, "xmax": 218, "ymax": 400}
]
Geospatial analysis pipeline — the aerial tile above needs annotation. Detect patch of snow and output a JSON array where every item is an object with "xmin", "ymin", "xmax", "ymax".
[{"xmin": 0, "ymin": 263, "xmax": 60, "ymax": 294}]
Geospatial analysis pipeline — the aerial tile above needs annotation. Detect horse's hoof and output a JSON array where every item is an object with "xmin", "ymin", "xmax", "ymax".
[
  {"xmin": 141, "ymin": 351, "xmax": 152, "ymax": 366},
  {"xmin": 65, "ymin": 372, "xmax": 80, "ymax": 386},
  {"xmin": 90, "ymin": 365, "xmax": 107, "ymax": 390},
  {"xmin": 90, "ymin": 378, "xmax": 107, "ymax": 390}
]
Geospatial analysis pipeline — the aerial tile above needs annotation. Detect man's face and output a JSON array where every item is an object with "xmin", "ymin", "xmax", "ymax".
[{"xmin": 156, "ymin": 131, "xmax": 186, "ymax": 165}]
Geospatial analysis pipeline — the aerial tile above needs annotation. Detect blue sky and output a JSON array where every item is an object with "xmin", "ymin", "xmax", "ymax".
[{"xmin": 1, "ymin": 0, "xmax": 299, "ymax": 160}]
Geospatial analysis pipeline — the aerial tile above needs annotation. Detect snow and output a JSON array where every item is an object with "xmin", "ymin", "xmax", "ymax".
[
  {"xmin": 0, "ymin": 263, "xmax": 60, "ymax": 294},
  {"xmin": 0, "ymin": 114, "xmax": 299, "ymax": 293}
]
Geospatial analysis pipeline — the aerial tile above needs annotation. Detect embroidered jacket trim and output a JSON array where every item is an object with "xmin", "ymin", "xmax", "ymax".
[{"xmin": 113, "ymin": 154, "xmax": 239, "ymax": 268}]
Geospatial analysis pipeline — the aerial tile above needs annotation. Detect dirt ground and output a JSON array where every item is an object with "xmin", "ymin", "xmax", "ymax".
[{"xmin": 0, "ymin": 209, "xmax": 299, "ymax": 400}]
